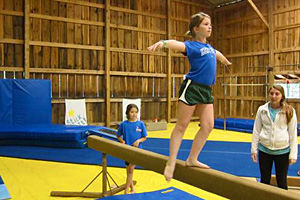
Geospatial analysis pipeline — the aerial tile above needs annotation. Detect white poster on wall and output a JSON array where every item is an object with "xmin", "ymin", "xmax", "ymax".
[
  {"xmin": 122, "ymin": 98, "xmax": 141, "ymax": 121},
  {"xmin": 65, "ymin": 99, "xmax": 88, "ymax": 125}
]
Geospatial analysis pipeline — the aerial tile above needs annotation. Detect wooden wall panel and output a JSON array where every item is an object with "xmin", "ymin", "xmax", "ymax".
[{"xmin": 1, "ymin": 0, "xmax": 299, "ymax": 125}]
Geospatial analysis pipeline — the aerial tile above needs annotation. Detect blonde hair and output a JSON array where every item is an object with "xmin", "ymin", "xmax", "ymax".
[
  {"xmin": 269, "ymin": 85, "xmax": 293, "ymax": 123},
  {"xmin": 186, "ymin": 12, "xmax": 211, "ymax": 37}
]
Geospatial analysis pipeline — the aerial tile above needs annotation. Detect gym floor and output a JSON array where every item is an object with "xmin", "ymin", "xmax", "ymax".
[{"xmin": 1, "ymin": 122, "xmax": 299, "ymax": 200}]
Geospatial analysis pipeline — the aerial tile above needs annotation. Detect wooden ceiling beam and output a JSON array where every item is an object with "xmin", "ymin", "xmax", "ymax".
[{"xmin": 247, "ymin": 0, "xmax": 269, "ymax": 28}]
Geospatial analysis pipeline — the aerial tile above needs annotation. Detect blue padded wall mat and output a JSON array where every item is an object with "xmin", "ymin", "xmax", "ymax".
[
  {"xmin": 0, "ymin": 79, "xmax": 52, "ymax": 125},
  {"xmin": 99, "ymin": 187, "xmax": 203, "ymax": 200},
  {"xmin": 0, "ymin": 124, "xmax": 101, "ymax": 141},
  {"xmin": 214, "ymin": 118, "xmax": 300, "ymax": 135},
  {"xmin": 0, "ymin": 79, "xmax": 13, "ymax": 125},
  {"xmin": 13, "ymin": 79, "xmax": 52, "ymax": 125}
]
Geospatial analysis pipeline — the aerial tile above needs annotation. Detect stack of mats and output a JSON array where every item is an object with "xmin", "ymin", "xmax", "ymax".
[{"xmin": 0, "ymin": 79, "xmax": 102, "ymax": 148}]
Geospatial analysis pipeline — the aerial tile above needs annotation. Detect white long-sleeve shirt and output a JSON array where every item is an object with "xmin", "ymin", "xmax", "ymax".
[{"xmin": 251, "ymin": 102, "xmax": 298, "ymax": 160}]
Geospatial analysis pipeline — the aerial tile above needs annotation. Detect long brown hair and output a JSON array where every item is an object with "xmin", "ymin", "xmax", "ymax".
[
  {"xmin": 186, "ymin": 12, "xmax": 211, "ymax": 37},
  {"xmin": 269, "ymin": 85, "xmax": 293, "ymax": 123}
]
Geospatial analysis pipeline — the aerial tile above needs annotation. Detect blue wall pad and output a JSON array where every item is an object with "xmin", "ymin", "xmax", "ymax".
[
  {"xmin": 98, "ymin": 187, "xmax": 203, "ymax": 200},
  {"xmin": 0, "ymin": 139, "xmax": 299, "ymax": 177},
  {"xmin": 0, "ymin": 79, "xmax": 13, "ymax": 125},
  {"xmin": 0, "ymin": 79, "xmax": 52, "ymax": 125},
  {"xmin": 0, "ymin": 175, "xmax": 11, "ymax": 200},
  {"xmin": 214, "ymin": 118, "xmax": 300, "ymax": 135}
]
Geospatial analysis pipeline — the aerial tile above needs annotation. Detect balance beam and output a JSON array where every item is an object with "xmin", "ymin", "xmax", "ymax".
[{"xmin": 88, "ymin": 135, "xmax": 299, "ymax": 200}]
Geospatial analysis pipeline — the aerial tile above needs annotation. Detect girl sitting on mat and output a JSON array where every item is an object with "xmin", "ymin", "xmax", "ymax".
[
  {"xmin": 251, "ymin": 85, "xmax": 298, "ymax": 189},
  {"xmin": 148, "ymin": 12, "xmax": 231, "ymax": 182},
  {"xmin": 117, "ymin": 103, "xmax": 147, "ymax": 194}
]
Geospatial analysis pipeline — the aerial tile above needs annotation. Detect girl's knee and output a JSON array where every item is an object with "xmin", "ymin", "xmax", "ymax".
[
  {"xmin": 175, "ymin": 122, "xmax": 189, "ymax": 133},
  {"xmin": 201, "ymin": 122, "xmax": 214, "ymax": 132}
]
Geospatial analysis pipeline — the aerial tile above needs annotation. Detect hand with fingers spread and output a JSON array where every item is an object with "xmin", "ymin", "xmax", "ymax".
[{"xmin": 147, "ymin": 41, "xmax": 164, "ymax": 51}]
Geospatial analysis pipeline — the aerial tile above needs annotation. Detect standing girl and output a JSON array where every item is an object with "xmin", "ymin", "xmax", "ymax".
[
  {"xmin": 117, "ymin": 104, "xmax": 147, "ymax": 194},
  {"xmin": 251, "ymin": 85, "xmax": 298, "ymax": 189},
  {"xmin": 148, "ymin": 12, "xmax": 231, "ymax": 181}
]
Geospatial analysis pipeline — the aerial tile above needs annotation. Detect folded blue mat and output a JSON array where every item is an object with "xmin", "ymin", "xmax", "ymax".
[{"xmin": 98, "ymin": 187, "xmax": 203, "ymax": 200}]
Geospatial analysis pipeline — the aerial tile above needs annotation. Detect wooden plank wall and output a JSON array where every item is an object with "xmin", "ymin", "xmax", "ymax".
[
  {"xmin": 272, "ymin": 0, "xmax": 300, "ymax": 119},
  {"xmin": 214, "ymin": 0, "xmax": 300, "ymax": 121},
  {"xmin": 0, "ymin": 0, "xmax": 299, "ymax": 125}
]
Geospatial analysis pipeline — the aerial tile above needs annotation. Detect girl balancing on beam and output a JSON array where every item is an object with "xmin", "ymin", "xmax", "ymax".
[{"xmin": 148, "ymin": 12, "xmax": 231, "ymax": 182}]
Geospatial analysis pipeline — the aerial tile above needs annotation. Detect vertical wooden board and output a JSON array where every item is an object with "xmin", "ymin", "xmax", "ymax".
[
  {"xmin": 86, "ymin": 102, "xmax": 92, "ymax": 123},
  {"xmin": 66, "ymin": 4, "xmax": 75, "ymax": 69},
  {"xmin": 111, "ymin": 51, "xmax": 118, "ymax": 71},
  {"xmin": 51, "ymin": 103, "xmax": 60, "ymax": 124},
  {"xmin": 5, "ymin": 43, "xmax": 15, "ymax": 67},
  {"xmin": 98, "ymin": 48, "xmax": 104, "ymax": 71},
  {"xmin": 13, "ymin": 1, "xmax": 23, "ymax": 67},
  {"xmin": 69, "ymin": 74, "xmax": 76, "ymax": 97},
  {"xmin": 74, "ymin": 74, "xmax": 82, "ymax": 97},
  {"xmin": 110, "ymin": 102, "xmax": 118, "ymax": 122},
  {"xmin": 4, "ymin": 1, "xmax": 14, "ymax": 67},
  {"xmin": 60, "ymin": 74, "xmax": 68, "ymax": 98},
  {"xmin": 111, "ymin": 28, "xmax": 118, "ymax": 48},
  {"xmin": 51, "ymin": 74, "xmax": 59, "ymax": 97}
]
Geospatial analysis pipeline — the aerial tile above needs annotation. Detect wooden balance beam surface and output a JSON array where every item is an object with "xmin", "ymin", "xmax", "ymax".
[{"xmin": 88, "ymin": 135, "xmax": 299, "ymax": 200}]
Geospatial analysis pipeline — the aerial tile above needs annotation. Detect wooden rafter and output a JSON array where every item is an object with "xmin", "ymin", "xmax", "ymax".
[{"xmin": 247, "ymin": 0, "xmax": 269, "ymax": 28}]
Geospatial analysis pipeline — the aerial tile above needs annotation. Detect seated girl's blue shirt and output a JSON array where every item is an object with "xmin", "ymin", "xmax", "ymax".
[
  {"xmin": 117, "ymin": 120, "xmax": 147, "ymax": 148},
  {"xmin": 183, "ymin": 41, "xmax": 217, "ymax": 86}
]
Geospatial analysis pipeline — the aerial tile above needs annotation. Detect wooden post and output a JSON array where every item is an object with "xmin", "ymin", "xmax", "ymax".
[
  {"xmin": 102, "ymin": 154, "xmax": 107, "ymax": 193},
  {"xmin": 24, "ymin": 0, "xmax": 30, "ymax": 79},
  {"xmin": 105, "ymin": 0, "xmax": 111, "ymax": 127},
  {"xmin": 166, "ymin": 0, "xmax": 171, "ymax": 123},
  {"xmin": 268, "ymin": 0, "xmax": 274, "ymax": 89}
]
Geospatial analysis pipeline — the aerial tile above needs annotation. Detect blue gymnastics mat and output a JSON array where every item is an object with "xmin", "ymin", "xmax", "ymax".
[
  {"xmin": 98, "ymin": 187, "xmax": 203, "ymax": 200},
  {"xmin": 0, "ymin": 79, "xmax": 52, "ymax": 125},
  {"xmin": 0, "ymin": 138, "xmax": 299, "ymax": 177}
]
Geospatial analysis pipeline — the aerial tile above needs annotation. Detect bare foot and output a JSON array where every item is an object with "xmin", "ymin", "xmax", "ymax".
[
  {"xmin": 130, "ymin": 184, "xmax": 136, "ymax": 194},
  {"xmin": 125, "ymin": 189, "xmax": 129, "ymax": 194},
  {"xmin": 164, "ymin": 161, "xmax": 176, "ymax": 182},
  {"xmin": 185, "ymin": 158, "xmax": 210, "ymax": 169}
]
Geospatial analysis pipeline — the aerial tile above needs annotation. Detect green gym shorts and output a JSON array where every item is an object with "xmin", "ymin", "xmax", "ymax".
[{"xmin": 178, "ymin": 79, "xmax": 214, "ymax": 105}]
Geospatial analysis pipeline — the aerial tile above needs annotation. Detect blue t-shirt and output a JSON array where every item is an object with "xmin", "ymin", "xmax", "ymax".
[
  {"xmin": 183, "ymin": 41, "xmax": 217, "ymax": 85},
  {"xmin": 268, "ymin": 104, "xmax": 281, "ymax": 122},
  {"xmin": 117, "ymin": 120, "xmax": 147, "ymax": 148}
]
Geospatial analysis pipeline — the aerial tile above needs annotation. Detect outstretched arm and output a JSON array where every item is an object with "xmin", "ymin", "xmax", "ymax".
[
  {"xmin": 148, "ymin": 40, "xmax": 186, "ymax": 52},
  {"xmin": 216, "ymin": 50, "xmax": 232, "ymax": 66}
]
